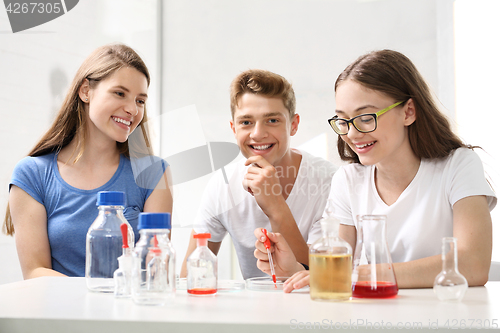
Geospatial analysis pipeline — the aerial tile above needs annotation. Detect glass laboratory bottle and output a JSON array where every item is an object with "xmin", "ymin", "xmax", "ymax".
[
  {"xmin": 187, "ymin": 233, "xmax": 217, "ymax": 296},
  {"xmin": 86, "ymin": 191, "xmax": 134, "ymax": 292},
  {"xmin": 309, "ymin": 217, "xmax": 352, "ymax": 301},
  {"xmin": 114, "ymin": 223, "xmax": 134, "ymax": 298},
  {"xmin": 352, "ymin": 215, "xmax": 398, "ymax": 298},
  {"xmin": 132, "ymin": 212, "xmax": 176, "ymax": 305},
  {"xmin": 433, "ymin": 237, "xmax": 468, "ymax": 301}
]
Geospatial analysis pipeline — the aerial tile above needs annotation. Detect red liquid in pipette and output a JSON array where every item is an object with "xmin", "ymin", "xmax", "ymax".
[
  {"xmin": 187, "ymin": 288, "xmax": 217, "ymax": 295},
  {"xmin": 352, "ymin": 281, "xmax": 398, "ymax": 298}
]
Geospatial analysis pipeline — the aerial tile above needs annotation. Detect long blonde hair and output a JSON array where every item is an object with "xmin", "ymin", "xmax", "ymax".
[{"xmin": 3, "ymin": 44, "xmax": 153, "ymax": 235}]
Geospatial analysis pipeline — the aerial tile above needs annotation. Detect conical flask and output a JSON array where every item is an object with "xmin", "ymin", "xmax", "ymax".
[
  {"xmin": 433, "ymin": 237, "xmax": 468, "ymax": 301},
  {"xmin": 352, "ymin": 215, "xmax": 398, "ymax": 298}
]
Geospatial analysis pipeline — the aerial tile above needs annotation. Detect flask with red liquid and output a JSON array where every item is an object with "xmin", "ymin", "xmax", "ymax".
[
  {"xmin": 351, "ymin": 215, "xmax": 398, "ymax": 298},
  {"xmin": 187, "ymin": 233, "xmax": 217, "ymax": 296}
]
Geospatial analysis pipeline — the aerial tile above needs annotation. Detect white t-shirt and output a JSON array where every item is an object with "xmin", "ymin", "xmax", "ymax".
[
  {"xmin": 194, "ymin": 150, "xmax": 336, "ymax": 279},
  {"xmin": 326, "ymin": 148, "xmax": 496, "ymax": 263}
]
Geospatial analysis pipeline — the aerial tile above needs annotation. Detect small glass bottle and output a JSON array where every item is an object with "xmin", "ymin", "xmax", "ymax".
[
  {"xmin": 433, "ymin": 237, "xmax": 468, "ymax": 301},
  {"xmin": 309, "ymin": 217, "xmax": 352, "ymax": 301},
  {"xmin": 352, "ymin": 215, "xmax": 398, "ymax": 298},
  {"xmin": 132, "ymin": 213, "xmax": 175, "ymax": 306},
  {"xmin": 86, "ymin": 191, "xmax": 134, "ymax": 292},
  {"xmin": 114, "ymin": 223, "xmax": 134, "ymax": 298},
  {"xmin": 187, "ymin": 233, "xmax": 217, "ymax": 296}
]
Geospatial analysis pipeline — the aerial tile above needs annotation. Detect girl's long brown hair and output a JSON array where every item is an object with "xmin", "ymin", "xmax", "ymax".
[
  {"xmin": 335, "ymin": 50, "xmax": 465, "ymax": 164},
  {"xmin": 3, "ymin": 44, "xmax": 153, "ymax": 235}
]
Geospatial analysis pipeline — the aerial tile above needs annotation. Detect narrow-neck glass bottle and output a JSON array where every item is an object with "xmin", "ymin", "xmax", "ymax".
[
  {"xmin": 433, "ymin": 237, "xmax": 468, "ymax": 301},
  {"xmin": 86, "ymin": 191, "xmax": 133, "ymax": 292},
  {"xmin": 187, "ymin": 233, "xmax": 217, "ymax": 296},
  {"xmin": 309, "ymin": 217, "xmax": 352, "ymax": 301}
]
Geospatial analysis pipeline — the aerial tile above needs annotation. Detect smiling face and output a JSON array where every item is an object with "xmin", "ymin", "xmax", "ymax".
[
  {"xmin": 335, "ymin": 80, "xmax": 415, "ymax": 167},
  {"xmin": 81, "ymin": 67, "xmax": 148, "ymax": 144},
  {"xmin": 230, "ymin": 93, "xmax": 299, "ymax": 167}
]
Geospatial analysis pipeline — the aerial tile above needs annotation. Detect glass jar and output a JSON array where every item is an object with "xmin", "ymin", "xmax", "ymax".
[
  {"xmin": 86, "ymin": 191, "xmax": 134, "ymax": 292},
  {"xmin": 309, "ymin": 217, "xmax": 352, "ymax": 301}
]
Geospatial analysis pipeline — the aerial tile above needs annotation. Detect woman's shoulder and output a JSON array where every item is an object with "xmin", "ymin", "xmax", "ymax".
[
  {"xmin": 126, "ymin": 154, "xmax": 167, "ymax": 189},
  {"xmin": 332, "ymin": 162, "xmax": 371, "ymax": 184},
  {"xmin": 338, "ymin": 162, "xmax": 371, "ymax": 174},
  {"xmin": 425, "ymin": 147, "xmax": 481, "ymax": 169},
  {"xmin": 13, "ymin": 152, "xmax": 56, "ymax": 173}
]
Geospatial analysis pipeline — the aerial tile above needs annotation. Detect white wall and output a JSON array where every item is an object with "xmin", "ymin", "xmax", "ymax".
[{"xmin": 455, "ymin": 0, "xmax": 500, "ymax": 261}]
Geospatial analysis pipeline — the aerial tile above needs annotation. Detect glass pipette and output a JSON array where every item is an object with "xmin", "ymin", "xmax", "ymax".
[{"xmin": 262, "ymin": 229, "xmax": 277, "ymax": 287}]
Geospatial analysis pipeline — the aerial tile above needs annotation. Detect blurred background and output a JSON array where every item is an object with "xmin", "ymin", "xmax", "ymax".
[{"xmin": 1, "ymin": 0, "xmax": 498, "ymax": 284}]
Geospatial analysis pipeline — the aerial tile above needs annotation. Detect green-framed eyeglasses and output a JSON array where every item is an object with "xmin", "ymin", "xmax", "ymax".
[{"xmin": 327, "ymin": 100, "xmax": 405, "ymax": 135}]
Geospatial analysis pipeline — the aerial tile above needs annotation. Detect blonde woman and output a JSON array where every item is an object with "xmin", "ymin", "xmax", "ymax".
[{"xmin": 4, "ymin": 44, "xmax": 172, "ymax": 279}]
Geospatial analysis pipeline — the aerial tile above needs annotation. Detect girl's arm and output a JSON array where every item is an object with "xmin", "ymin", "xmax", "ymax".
[
  {"xmin": 143, "ymin": 166, "xmax": 173, "ymax": 214},
  {"xmin": 394, "ymin": 195, "xmax": 492, "ymax": 288},
  {"xmin": 9, "ymin": 186, "xmax": 66, "ymax": 279}
]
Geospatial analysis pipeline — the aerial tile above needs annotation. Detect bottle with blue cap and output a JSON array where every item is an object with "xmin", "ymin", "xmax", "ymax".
[
  {"xmin": 85, "ymin": 191, "xmax": 134, "ymax": 292},
  {"xmin": 132, "ymin": 212, "xmax": 175, "ymax": 305}
]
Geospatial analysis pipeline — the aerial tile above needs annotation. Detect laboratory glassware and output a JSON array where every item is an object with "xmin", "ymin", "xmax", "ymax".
[
  {"xmin": 187, "ymin": 233, "xmax": 217, "ymax": 295},
  {"xmin": 352, "ymin": 215, "xmax": 398, "ymax": 298},
  {"xmin": 309, "ymin": 217, "xmax": 352, "ymax": 301},
  {"xmin": 132, "ymin": 212, "xmax": 175, "ymax": 305},
  {"xmin": 433, "ymin": 237, "xmax": 468, "ymax": 301},
  {"xmin": 114, "ymin": 223, "xmax": 134, "ymax": 298},
  {"xmin": 86, "ymin": 191, "xmax": 134, "ymax": 292}
]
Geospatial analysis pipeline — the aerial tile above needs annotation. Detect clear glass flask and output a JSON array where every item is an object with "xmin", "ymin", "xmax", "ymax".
[
  {"xmin": 132, "ymin": 212, "xmax": 175, "ymax": 305},
  {"xmin": 309, "ymin": 217, "xmax": 352, "ymax": 301},
  {"xmin": 352, "ymin": 215, "xmax": 398, "ymax": 298},
  {"xmin": 86, "ymin": 191, "xmax": 134, "ymax": 292},
  {"xmin": 433, "ymin": 237, "xmax": 468, "ymax": 301},
  {"xmin": 187, "ymin": 233, "xmax": 217, "ymax": 296}
]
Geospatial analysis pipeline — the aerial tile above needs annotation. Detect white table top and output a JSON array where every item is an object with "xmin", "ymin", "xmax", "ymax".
[{"xmin": 0, "ymin": 277, "xmax": 498, "ymax": 332}]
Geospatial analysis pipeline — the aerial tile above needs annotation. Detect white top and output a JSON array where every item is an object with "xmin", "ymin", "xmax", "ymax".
[
  {"xmin": 194, "ymin": 149, "xmax": 336, "ymax": 279},
  {"xmin": 326, "ymin": 148, "xmax": 497, "ymax": 263}
]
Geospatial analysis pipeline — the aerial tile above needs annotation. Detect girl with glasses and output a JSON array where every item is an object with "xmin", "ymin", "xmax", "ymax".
[{"xmin": 254, "ymin": 49, "xmax": 496, "ymax": 290}]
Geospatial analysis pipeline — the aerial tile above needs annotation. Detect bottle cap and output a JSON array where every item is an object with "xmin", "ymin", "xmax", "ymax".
[
  {"xmin": 193, "ymin": 233, "xmax": 211, "ymax": 239},
  {"xmin": 138, "ymin": 212, "xmax": 171, "ymax": 229},
  {"xmin": 96, "ymin": 191, "xmax": 126, "ymax": 206},
  {"xmin": 320, "ymin": 217, "xmax": 340, "ymax": 231}
]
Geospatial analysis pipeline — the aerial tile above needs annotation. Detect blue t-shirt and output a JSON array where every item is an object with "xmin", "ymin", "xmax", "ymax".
[{"xmin": 10, "ymin": 152, "xmax": 167, "ymax": 277}]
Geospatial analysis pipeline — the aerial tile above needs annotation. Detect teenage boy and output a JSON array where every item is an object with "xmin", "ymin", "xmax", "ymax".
[{"xmin": 181, "ymin": 69, "xmax": 335, "ymax": 279}]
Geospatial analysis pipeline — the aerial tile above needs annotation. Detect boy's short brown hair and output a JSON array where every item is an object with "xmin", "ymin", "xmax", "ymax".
[{"xmin": 230, "ymin": 69, "xmax": 296, "ymax": 118}]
